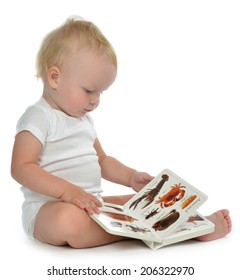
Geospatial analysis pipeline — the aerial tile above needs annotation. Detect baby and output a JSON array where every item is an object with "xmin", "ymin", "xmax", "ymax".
[{"xmin": 11, "ymin": 17, "xmax": 231, "ymax": 248}]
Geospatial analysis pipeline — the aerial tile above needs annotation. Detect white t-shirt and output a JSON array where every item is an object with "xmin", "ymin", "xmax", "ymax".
[{"xmin": 16, "ymin": 97, "xmax": 103, "ymax": 205}]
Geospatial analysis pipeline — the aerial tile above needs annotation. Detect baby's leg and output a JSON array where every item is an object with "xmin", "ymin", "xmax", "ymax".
[
  {"xmin": 196, "ymin": 209, "xmax": 232, "ymax": 241},
  {"xmin": 34, "ymin": 201, "xmax": 127, "ymax": 248}
]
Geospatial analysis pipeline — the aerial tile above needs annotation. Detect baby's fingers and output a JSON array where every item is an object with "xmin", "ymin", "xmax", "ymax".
[
  {"xmin": 85, "ymin": 201, "xmax": 101, "ymax": 215},
  {"xmin": 72, "ymin": 196, "xmax": 101, "ymax": 215},
  {"xmin": 91, "ymin": 195, "xmax": 102, "ymax": 208}
]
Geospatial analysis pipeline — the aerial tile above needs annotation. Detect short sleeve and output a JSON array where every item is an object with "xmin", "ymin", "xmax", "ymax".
[{"xmin": 16, "ymin": 106, "xmax": 49, "ymax": 146}]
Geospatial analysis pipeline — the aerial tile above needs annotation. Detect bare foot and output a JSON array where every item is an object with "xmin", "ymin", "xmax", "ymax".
[{"xmin": 196, "ymin": 209, "xmax": 232, "ymax": 242}]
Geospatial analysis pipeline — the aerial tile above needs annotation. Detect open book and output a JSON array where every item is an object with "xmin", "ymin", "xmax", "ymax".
[{"xmin": 92, "ymin": 169, "xmax": 215, "ymax": 249}]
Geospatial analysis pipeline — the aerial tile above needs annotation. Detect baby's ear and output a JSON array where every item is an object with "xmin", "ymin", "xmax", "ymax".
[{"xmin": 48, "ymin": 66, "xmax": 61, "ymax": 89}]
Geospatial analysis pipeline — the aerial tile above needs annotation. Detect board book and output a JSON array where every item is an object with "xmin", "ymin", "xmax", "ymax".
[{"xmin": 91, "ymin": 169, "xmax": 214, "ymax": 249}]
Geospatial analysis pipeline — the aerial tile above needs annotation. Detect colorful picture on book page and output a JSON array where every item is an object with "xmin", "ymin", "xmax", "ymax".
[
  {"xmin": 124, "ymin": 169, "xmax": 207, "ymax": 239},
  {"xmin": 92, "ymin": 204, "xmax": 163, "ymax": 242}
]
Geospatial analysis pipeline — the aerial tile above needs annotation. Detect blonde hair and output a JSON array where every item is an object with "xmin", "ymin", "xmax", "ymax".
[{"xmin": 36, "ymin": 17, "xmax": 117, "ymax": 80}]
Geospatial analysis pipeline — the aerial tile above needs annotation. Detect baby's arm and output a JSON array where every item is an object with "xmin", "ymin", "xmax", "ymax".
[
  {"xmin": 94, "ymin": 138, "xmax": 153, "ymax": 191},
  {"xmin": 11, "ymin": 131, "xmax": 101, "ymax": 214}
]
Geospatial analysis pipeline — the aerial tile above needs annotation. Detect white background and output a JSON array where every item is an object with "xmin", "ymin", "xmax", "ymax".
[{"xmin": 1, "ymin": 0, "xmax": 239, "ymax": 279}]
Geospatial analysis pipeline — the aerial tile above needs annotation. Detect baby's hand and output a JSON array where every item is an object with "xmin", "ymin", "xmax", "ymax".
[
  {"xmin": 60, "ymin": 186, "xmax": 102, "ymax": 215},
  {"xmin": 129, "ymin": 171, "xmax": 154, "ymax": 193}
]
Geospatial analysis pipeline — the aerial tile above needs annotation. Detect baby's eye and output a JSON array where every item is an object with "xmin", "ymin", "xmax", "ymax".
[
  {"xmin": 84, "ymin": 89, "xmax": 94, "ymax": 94},
  {"xmin": 84, "ymin": 88, "xmax": 103, "ymax": 96}
]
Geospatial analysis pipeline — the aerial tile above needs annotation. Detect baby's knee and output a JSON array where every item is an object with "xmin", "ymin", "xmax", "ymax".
[
  {"xmin": 59, "ymin": 204, "xmax": 91, "ymax": 245},
  {"xmin": 34, "ymin": 202, "xmax": 91, "ymax": 247}
]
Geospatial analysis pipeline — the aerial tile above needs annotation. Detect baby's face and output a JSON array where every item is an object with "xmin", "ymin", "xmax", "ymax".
[{"xmin": 49, "ymin": 48, "xmax": 117, "ymax": 117}]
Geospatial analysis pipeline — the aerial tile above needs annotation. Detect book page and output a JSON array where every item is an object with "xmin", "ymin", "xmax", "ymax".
[
  {"xmin": 123, "ymin": 169, "xmax": 208, "ymax": 240},
  {"xmin": 162, "ymin": 212, "xmax": 215, "ymax": 245},
  {"xmin": 91, "ymin": 202, "xmax": 163, "ymax": 242}
]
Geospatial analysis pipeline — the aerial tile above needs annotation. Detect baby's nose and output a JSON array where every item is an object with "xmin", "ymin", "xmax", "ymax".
[{"xmin": 90, "ymin": 93, "xmax": 100, "ymax": 106}]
